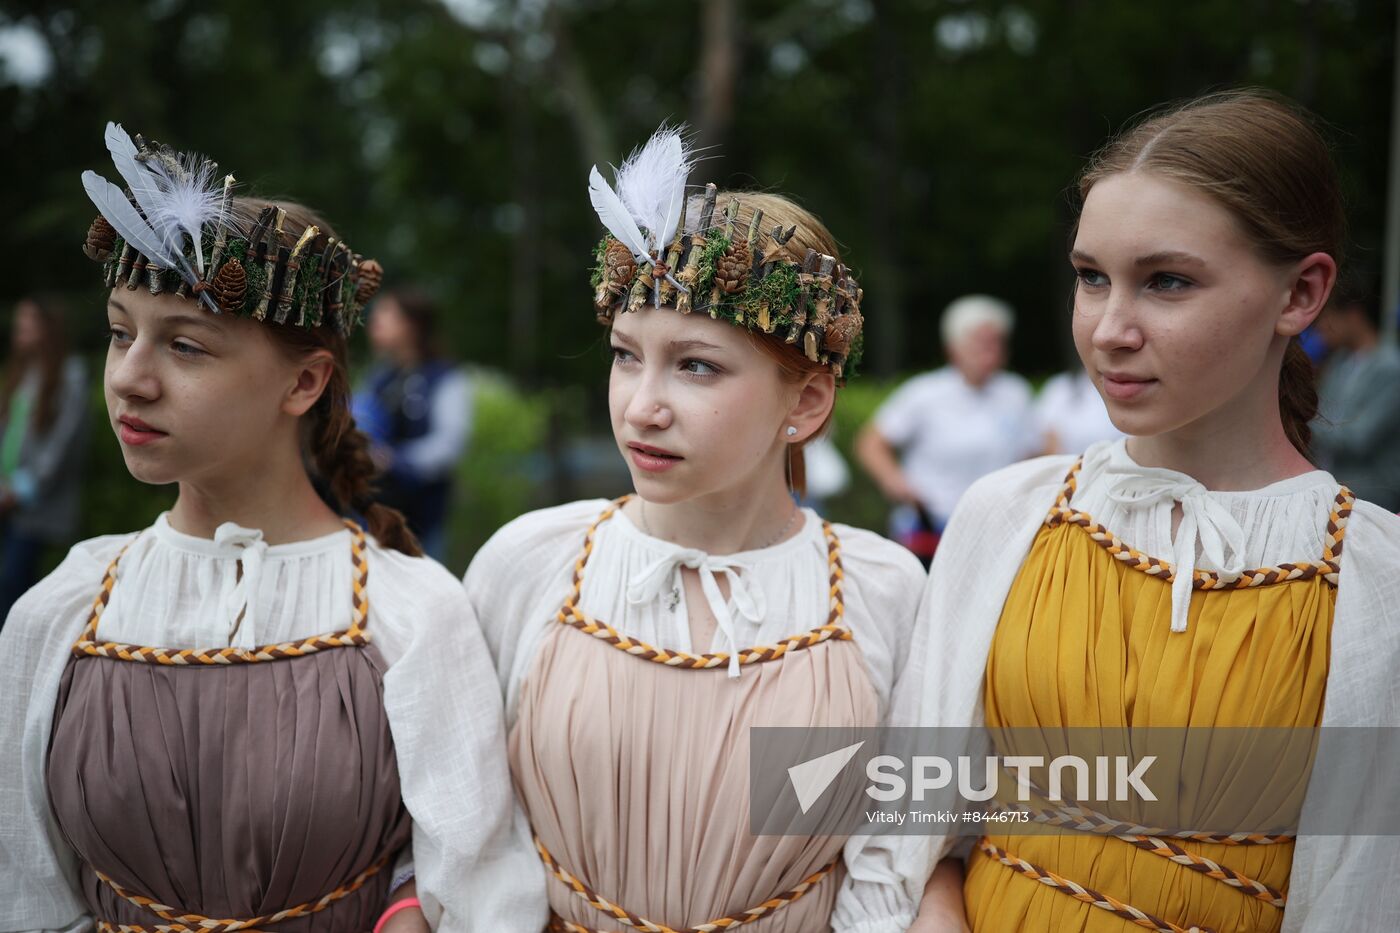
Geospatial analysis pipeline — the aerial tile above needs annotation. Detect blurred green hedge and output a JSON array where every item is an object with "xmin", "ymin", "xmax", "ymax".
[{"xmin": 445, "ymin": 370, "xmax": 549, "ymax": 571}]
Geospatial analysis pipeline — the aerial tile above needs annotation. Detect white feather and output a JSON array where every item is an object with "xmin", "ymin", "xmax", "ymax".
[
  {"xmin": 82, "ymin": 171, "xmax": 189, "ymax": 281},
  {"xmin": 588, "ymin": 165, "xmax": 650, "ymax": 261},
  {"xmin": 103, "ymin": 122, "xmax": 143, "ymax": 189},
  {"xmin": 614, "ymin": 125, "xmax": 693, "ymax": 255},
  {"xmin": 104, "ymin": 123, "xmax": 180, "ymax": 258},
  {"xmin": 145, "ymin": 153, "xmax": 225, "ymax": 277},
  {"xmin": 103, "ymin": 122, "xmax": 227, "ymax": 278},
  {"xmin": 82, "ymin": 171, "xmax": 218, "ymax": 312}
]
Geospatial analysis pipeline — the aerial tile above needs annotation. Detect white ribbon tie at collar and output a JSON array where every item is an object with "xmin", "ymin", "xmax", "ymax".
[
  {"xmin": 627, "ymin": 549, "xmax": 766, "ymax": 677},
  {"xmin": 1104, "ymin": 466, "xmax": 1247, "ymax": 634}
]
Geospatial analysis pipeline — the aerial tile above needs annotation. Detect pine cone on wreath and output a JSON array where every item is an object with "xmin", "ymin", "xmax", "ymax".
[
  {"xmin": 84, "ymin": 216, "xmax": 117, "ymax": 261},
  {"xmin": 605, "ymin": 240, "xmax": 637, "ymax": 292},
  {"xmin": 715, "ymin": 241, "xmax": 752, "ymax": 294},
  {"xmin": 824, "ymin": 310, "xmax": 863, "ymax": 353},
  {"xmin": 355, "ymin": 259, "xmax": 384, "ymax": 304},
  {"xmin": 211, "ymin": 259, "xmax": 248, "ymax": 314}
]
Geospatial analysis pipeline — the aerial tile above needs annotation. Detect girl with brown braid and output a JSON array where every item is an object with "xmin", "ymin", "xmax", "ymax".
[
  {"xmin": 0, "ymin": 128, "xmax": 541, "ymax": 932},
  {"xmin": 840, "ymin": 90, "xmax": 1400, "ymax": 933}
]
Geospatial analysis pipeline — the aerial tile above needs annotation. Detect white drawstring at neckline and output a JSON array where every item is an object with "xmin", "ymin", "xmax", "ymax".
[
  {"xmin": 213, "ymin": 523, "xmax": 269, "ymax": 644},
  {"xmin": 627, "ymin": 549, "xmax": 767, "ymax": 677},
  {"xmin": 1104, "ymin": 466, "xmax": 1247, "ymax": 634}
]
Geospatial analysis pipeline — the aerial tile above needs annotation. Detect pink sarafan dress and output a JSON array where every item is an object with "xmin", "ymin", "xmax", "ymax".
[{"xmin": 509, "ymin": 500, "xmax": 881, "ymax": 933}]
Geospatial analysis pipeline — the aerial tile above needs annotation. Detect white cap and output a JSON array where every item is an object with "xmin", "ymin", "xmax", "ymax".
[{"xmin": 940, "ymin": 294, "xmax": 1014, "ymax": 349}]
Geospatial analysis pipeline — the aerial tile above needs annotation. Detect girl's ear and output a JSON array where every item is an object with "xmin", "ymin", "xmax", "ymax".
[
  {"xmin": 783, "ymin": 372, "xmax": 836, "ymax": 443},
  {"xmin": 283, "ymin": 349, "xmax": 335, "ymax": 417},
  {"xmin": 1277, "ymin": 251, "xmax": 1337, "ymax": 337}
]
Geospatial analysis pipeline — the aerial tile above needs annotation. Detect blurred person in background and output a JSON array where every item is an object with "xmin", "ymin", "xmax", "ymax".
[
  {"xmin": 0, "ymin": 294, "xmax": 88, "ymax": 628},
  {"xmin": 855, "ymin": 294, "xmax": 1036, "ymax": 565},
  {"xmin": 799, "ymin": 430, "xmax": 851, "ymax": 515},
  {"xmin": 354, "ymin": 287, "xmax": 473, "ymax": 560},
  {"xmin": 1034, "ymin": 364, "xmax": 1122, "ymax": 455},
  {"xmin": 1311, "ymin": 274, "xmax": 1400, "ymax": 510}
]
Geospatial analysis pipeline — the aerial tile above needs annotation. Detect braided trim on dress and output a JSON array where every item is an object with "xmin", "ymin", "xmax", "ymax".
[
  {"xmin": 1044, "ymin": 459, "xmax": 1353, "ymax": 589},
  {"xmin": 977, "ymin": 839, "xmax": 1217, "ymax": 933},
  {"xmin": 72, "ymin": 519, "xmax": 370, "ymax": 664},
  {"xmin": 93, "ymin": 856, "xmax": 387, "ymax": 933},
  {"xmin": 989, "ymin": 795, "xmax": 1292, "ymax": 847},
  {"xmin": 555, "ymin": 498, "xmax": 850, "ymax": 669},
  {"xmin": 535, "ymin": 835, "xmax": 836, "ymax": 933}
]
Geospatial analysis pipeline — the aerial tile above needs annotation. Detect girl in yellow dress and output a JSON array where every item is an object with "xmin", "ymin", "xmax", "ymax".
[{"xmin": 834, "ymin": 90, "xmax": 1400, "ymax": 933}]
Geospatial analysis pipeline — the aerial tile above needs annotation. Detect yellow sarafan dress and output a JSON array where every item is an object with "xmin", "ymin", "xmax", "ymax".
[{"xmin": 963, "ymin": 458, "xmax": 1353, "ymax": 933}]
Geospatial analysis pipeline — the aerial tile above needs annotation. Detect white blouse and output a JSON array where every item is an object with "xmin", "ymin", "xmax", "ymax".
[
  {"xmin": 467, "ymin": 499, "xmax": 928, "ymax": 727},
  {"xmin": 833, "ymin": 438, "xmax": 1400, "ymax": 933},
  {"xmin": 0, "ymin": 514, "xmax": 542, "ymax": 933}
]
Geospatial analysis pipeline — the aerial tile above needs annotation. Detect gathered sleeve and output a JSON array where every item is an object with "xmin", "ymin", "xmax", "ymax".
[
  {"xmin": 0, "ymin": 536, "xmax": 132, "ymax": 933},
  {"xmin": 1284, "ymin": 501, "xmax": 1400, "ymax": 931},
  {"xmin": 831, "ymin": 456, "xmax": 1072, "ymax": 933},
  {"xmin": 465, "ymin": 500, "xmax": 610, "ymax": 719},
  {"xmin": 369, "ymin": 546, "xmax": 548, "ymax": 932},
  {"xmin": 830, "ymin": 523, "xmax": 927, "ymax": 720},
  {"xmin": 431, "ymin": 501, "xmax": 615, "ymax": 933}
]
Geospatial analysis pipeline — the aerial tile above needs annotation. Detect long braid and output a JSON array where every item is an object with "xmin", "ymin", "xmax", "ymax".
[
  {"xmin": 1278, "ymin": 336, "xmax": 1319, "ymax": 459},
  {"xmin": 234, "ymin": 197, "xmax": 424, "ymax": 557},
  {"xmin": 311, "ymin": 356, "xmax": 422, "ymax": 557}
]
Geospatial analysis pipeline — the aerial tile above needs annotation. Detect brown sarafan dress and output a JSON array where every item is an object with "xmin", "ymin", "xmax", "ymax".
[
  {"xmin": 45, "ymin": 522, "xmax": 411, "ymax": 932},
  {"xmin": 510, "ymin": 500, "xmax": 880, "ymax": 933}
]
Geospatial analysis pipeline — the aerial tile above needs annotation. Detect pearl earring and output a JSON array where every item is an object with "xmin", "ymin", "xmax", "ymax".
[{"xmin": 786, "ymin": 426, "xmax": 798, "ymax": 437}]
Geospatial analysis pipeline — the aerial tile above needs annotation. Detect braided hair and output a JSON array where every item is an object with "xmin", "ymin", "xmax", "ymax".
[{"xmin": 235, "ymin": 198, "xmax": 421, "ymax": 556}]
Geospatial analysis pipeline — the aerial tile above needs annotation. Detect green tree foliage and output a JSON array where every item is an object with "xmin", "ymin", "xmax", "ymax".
[
  {"xmin": 4, "ymin": 0, "xmax": 1394, "ymax": 379},
  {"xmin": 1, "ymin": 0, "xmax": 1393, "ymax": 555}
]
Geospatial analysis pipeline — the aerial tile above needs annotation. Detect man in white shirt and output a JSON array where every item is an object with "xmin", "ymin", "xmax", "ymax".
[{"xmin": 856, "ymin": 295, "xmax": 1036, "ymax": 559}]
